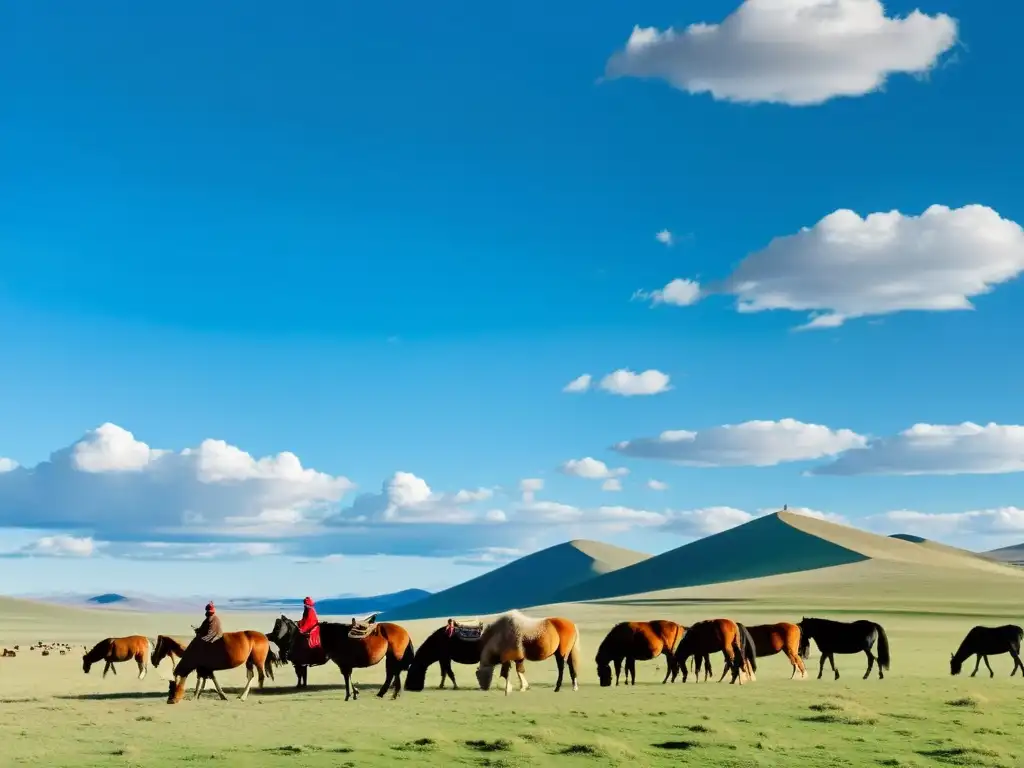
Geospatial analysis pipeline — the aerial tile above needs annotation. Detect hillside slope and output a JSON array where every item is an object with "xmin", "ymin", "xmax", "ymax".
[
  {"xmin": 554, "ymin": 511, "xmax": 1023, "ymax": 604},
  {"xmin": 382, "ymin": 540, "xmax": 649, "ymax": 620},
  {"xmin": 985, "ymin": 542, "xmax": 1024, "ymax": 566}
]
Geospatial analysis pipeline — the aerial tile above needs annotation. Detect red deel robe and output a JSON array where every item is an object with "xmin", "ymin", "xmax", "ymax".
[{"xmin": 297, "ymin": 606, "xmax": 321, "ymax": 648}]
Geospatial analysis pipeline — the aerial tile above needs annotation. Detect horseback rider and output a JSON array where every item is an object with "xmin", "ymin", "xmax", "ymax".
[
  {"xmin": 296, "ymin": 596, "xmax": 321, "ymax": 651},
  {"xmin": 446, "ymin": 618, "xmax": 455, "ymax": 638},
  {"xmin": 194, "ymin": 602, "xmax": 223, "ymax": 643}
]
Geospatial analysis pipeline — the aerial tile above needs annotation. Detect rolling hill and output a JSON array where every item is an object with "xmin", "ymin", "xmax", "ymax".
[
  {"xmin": 984, "ymin": 542, "xmax": 1024, "ymax": 566},
  {"xmin": 552, "ymin": 510, "xmax": 1023, "ymax": 604},
  {"xmin": 381, "ymin": 539, "xmax": 650, "ymax": 621}
]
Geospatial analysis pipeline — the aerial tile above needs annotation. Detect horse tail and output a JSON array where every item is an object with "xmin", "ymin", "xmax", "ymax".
[
  {"xmin": 741, "ymin": 624, "xmax": 757, "ymax": 673},
  {"xmin": 568, "ymin": 624, "xmax": 582, "ymax": 679},
  {"xmin": 874, "ymin": 623, "xmax": 890, "ymax": 670},
  {"xmin": 400, "ymin": 635, "xmax": 416, "ymax": 671},
  {"xmin": 266, "ymin": 649, "xmax": 279, "ymax": 680},
  {"xmin": 798, "ymin": 624, "xmax": 810, "ymax": 659}
]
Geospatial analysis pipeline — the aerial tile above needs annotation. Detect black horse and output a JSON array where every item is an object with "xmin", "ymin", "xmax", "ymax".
[
  {"xmin": 710, "ymin": 622, "xmax": 759, "ymax": 682},
  {"xmin": 798, "ymin": 617, "xmax": 890, "ymax": 680},
  {"xmin": 950, "ymin": 625, "xmax": 1024, "ymax": 677},
  {"xmin": 404, "ymin": 624, "xmax": 483, "ymax": 691},
  {"xmin": 267, "ymin": 615, "xmax": 330, "ymax": 687}
]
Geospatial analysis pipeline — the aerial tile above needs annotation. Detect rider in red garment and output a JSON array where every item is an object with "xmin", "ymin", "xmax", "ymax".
[{"xmin": 297, "ymin": 596, "xmax": 321, "ymax": 650}]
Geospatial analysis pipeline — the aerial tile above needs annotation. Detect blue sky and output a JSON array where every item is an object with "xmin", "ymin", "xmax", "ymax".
[{"xmin": 3, "ymin": 0, "xmax": 1024, "ymax": 598}]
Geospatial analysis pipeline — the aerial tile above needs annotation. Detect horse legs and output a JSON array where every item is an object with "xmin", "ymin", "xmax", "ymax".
[
  {"xmin": 566, "ymin": 648, "xmax": 578, "ymax": 691},
  {"xmin": 817, "ymin": 653, "xmax": 827, "ymax": 680},
  {"xmin": 440, "ymin": 658, "xmax": 457, "ymax": 689},
  {"xmin": 376, "ymin": 661, "xmax": 396, "ymax": 699},
  {"xmin": 136, "ymin": 654, "xmax": 147, "ymax": 680},
  {"xmin": 239, "ymin": 665, "xmax": 256, "ymax": 701},
  {"xmin": 210, "ymin": 673, "xmax": 228, "ymax": 701},
  {"xmin": 828, "ymin": 653, "xmax": 839, "ymax": 680},
  {"xmin": 786, "ymin": 648, "xmax": 805, "ymax": 679},
  {"xmin": 102, "ymin": 661, "xmax": 112, "ymax": 679},
  {"xmin": 983, "ymin": 656, "xmax": 994, "ymax": 678},
  {"xmin": 613, "ymin": 658, "xmax": 622, "ymax": 685},
  {"xmin": 1009, "ymin": 651, "xmax": 1024, "ymax": 677},
  {"xmin": 515, "ymin": 661, "xmax": 529, "ymax": 693},
  {"xmin": 554, "ymin": 652, "xmax": 565, "ymax": 692},
  {"xmin": 863, "ymin": 650, "xmax": 876, "ymax": 680},
  {"xmin": 500, "ymin": 662, "xmax": 512, "ymax": 696},
  {"xmin": 194, "ymin": 676, "xmax": 205, "ymax": 700},
  {"xmin": 662, "ymin": 650, "xmax": 677, "ymax": 684}
]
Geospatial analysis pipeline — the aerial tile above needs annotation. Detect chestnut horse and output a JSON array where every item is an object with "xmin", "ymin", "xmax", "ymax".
[
  {"xmin": 82, "ymin": 636, "xmax": 151, "ymax": 680},
  {"xmin": 318, "ymin": 620, "xmax": 416, "ymax": 701},
  {"xmin": 167, "ymin": 631, "xmax": 276, "ymax": 703},
  {"xmin": 676, "ymin": 619, "xmax": 748, "ymax": 685},
  {"xmin": 712, "ymin": 622, "xmax": 805, "ymax": 681},
  {"xmin": 596, "ymin": 620, "xmax": 684, "ymax": 686},
  {"xmin": 404, "ymin": 623, "xmax": 483, "ymax": 691},
  {"xmin": 476, "ymin": 610, "xmax": 581, "ymax": 695}
]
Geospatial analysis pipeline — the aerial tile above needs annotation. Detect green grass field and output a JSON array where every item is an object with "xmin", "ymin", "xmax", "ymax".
[{"xmin": 2, "ymin": 558, "xmax": 1024, "ymax": 767}]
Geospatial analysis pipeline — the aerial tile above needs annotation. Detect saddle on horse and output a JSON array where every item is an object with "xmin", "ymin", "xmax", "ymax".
[
  {"xmin": 347, "ymin": 614, "xmax": 378, "ymax": 639},
  {"xmin": 448, "ymin": 619, "xmax": 484, "ymax": 641}
]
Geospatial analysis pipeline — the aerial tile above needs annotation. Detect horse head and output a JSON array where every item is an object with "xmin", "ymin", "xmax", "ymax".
[
  {"xmin": 596, "ymin": 660, "xmax": 613, "ymax": 687},
  {"xmin": 475, "ymin": 664, "xmax": 495, "ymax": 691},
  {"xmin": 82, "ymin": 655, "xmax": 91, "ymax": 674},
  {"xmin": 404, "ymin": 660, "xmax": 426, "ymax": 691},
  {"xmin": 949, "ymin": 653, "xmax": 962, "ymax": 676},
  {"xmin": 167, "ymin": 678, "xmax": 186, "ymax": 704}
]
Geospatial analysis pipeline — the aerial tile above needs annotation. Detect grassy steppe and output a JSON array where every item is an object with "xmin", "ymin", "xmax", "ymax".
[{"xmin": 2, "ymin": 558, "xmax": 1023, "ymax": 767}]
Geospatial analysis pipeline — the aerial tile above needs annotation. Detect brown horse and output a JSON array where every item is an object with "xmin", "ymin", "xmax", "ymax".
[
  {"xmin": 596, "ymin": 620, "xmax": 684, "ymax": 686},
  {"xmin": 476, "ymin": 610, "xmax": 581, "ymax": 695},
  {"xmin": 676, "ymin": 619, "xmax": 748, "ymax": 685},
  {"xmin": 166, "ymin": 631, "xmax": 276, "ymax": 703},
  {"xmin": 317, "ymin": 620, "xmax": 415, "ymax": 701},
  {"xmin": 82, "ymin": 636, "xmax": 151, "ymax": 680},
  {"xmin": 151, "ymin": 636, "xmax": 220, "ymax": 698},
  {"xmin": 713, "ymin": 622, "xmax": 806, "ymax": 681}
]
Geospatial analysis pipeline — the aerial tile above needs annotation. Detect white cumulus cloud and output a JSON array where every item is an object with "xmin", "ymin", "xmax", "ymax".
[
  {"xmin": 327, "ymin": 471, "xmax": 503, "ymax": 526},
  {"xmin": 519, "ymin": 478, "xmax": 544, "ymax": 503},
  {"xmin": 599, "ymin": 369, "xmax": 672, "ymax": 396},
  {"xmin": 601, "ymin": 478, "xmax": 623, "ymax": 492},
  {"xmin": 452, "ymin": 547, "xmax": 525, "ymax": 567},
  {"xmin": 0, "ymin": 458, "xmax": 19, "ymax": 473},
  {"xmin": 0, "ymin": 423, "xmax": 354, "ymax": 537},
  {"xmin": 634, "ymin": 278, "xmax": 701, "ymax": 307},
  {"xmin": 656, "ymin": 229, "xmax": 674, "ymax": 246},
  {"xmin": 614, "ymin": 418, "xmax": 865, "ymax": 466},
  {"xmin": 605, "ymin": 0, "xmax": 958, "ymax": 106},
  {"xmin": 559, "ymin": 457, "xmax": 629, "ymax": 480},
  {"xmin": 869, "ymin": 507, "xmax": 1024, "ymax": 538},
  {"xmin": 562, "ymin": 374, "xmax": 592, "ymax": 393},
  {"xmin": 647, "ymin": 479, "xmax": 669, "ymax": 491},
  {"xmin": 19, "ymin": 535, "xmax": 97, "ymax": 558},
  {"xmin": 813, "ymin": 422, "xmax": 1024, "ymax": 476},
  {"xmin": 647, "ymin": 205, "xmax": 1024, "ymax": 330}
]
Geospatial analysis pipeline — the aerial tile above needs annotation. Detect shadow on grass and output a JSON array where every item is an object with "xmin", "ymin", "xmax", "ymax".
[{"xmin": 57, "ymin": 682, "xmax": 349, "ymax": 702}]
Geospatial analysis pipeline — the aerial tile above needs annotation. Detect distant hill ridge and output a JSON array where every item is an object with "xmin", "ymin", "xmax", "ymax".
[{"xmin": 382, "ymin": 539, "xmax": 650, "ymax": 621}]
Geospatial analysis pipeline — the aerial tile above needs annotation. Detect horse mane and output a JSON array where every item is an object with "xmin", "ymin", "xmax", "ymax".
[
  {"xmin": 481, "ymin": 609, "xmax": 547, "ymax": 649},
  {"xmin": 83, "ymin": 638, "xmax": 112, "ymax": 662}
]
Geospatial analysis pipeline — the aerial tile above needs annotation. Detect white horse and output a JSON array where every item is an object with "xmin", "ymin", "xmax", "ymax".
[{"xmin": 475, "ymin": 609, "xmax": 581, "ymax": 695}]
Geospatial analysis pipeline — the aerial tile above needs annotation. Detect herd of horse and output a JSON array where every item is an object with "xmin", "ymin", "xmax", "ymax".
[{"xmin": 72, "ymin": 612, "xmax": 1024, "ymax": 704}]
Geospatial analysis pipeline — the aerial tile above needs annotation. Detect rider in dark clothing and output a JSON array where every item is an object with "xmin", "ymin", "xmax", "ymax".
[{"xmin": 195, "ymin": 602, "xmax": 223, "ymax": 642}]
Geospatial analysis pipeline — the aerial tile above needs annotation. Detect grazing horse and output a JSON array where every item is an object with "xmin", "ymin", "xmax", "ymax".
[
  {"xmin": 595, "ymin": 620, "xmax": 684, "ymax": 686},
  {"xmin": 798, "ymin": 617, "xmax": 890, "ymax": 680},
  {"xmin": 166, "ymin": 630, "xmax": 276, "ymax": 703},
  {"xmin": 676, "ymin": 619, "xmax": 748, "ymax": 685},
  {"xmin": 267, "ymin": 615, "xmax": 330, "ymax": 688},
  {"xmin": 82, "ymin": 636, "xmax": 151, "ymax": 680},
  {"xmin": 317, "ymin": 619, "xmax": 415, "ymax": 701},
  {"xmin": 405, "ymin": 621, "xmax": 484, "ymax": 691},
  {"xmin": 713, "ymin": 622, "xmax": 805, "ymax": 681},
  {"xmin": 151, "ymin": 636, "xmax": 219, "ymax": 698},
  {"xmin": 475, "ymin": 610, "xmax": 581, "ymax": 695},
  {"xmin": 950, "ymin": 625, "xmax": 1024, "ymax": 678}
]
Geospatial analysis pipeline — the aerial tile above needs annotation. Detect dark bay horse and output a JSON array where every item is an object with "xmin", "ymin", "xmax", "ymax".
[
  {"xmin": 405, "ymin": 623, "xmax": 483, "ymax": 691},
  {"xmin": 318, "ymin": 620, "xmax": 415, "ymax": 701},
  {"xmin": 476, "ymin": 610, "xmax": 581, "ymax": 695},
  {"xmin": 950, "ymin": 625, "xmax": 1024, "ymax": 678},
  {"xmin": 167, "ymin": 630, "xmax": 276, "ymax": 703},
  {"xmin": 798, "ymin": 617, "xmax": 890, "ymax": 680},
  {"xmin": 82, "ymin": 636, "xmax": 151, "ymax": 680},
  {"xmin": 711, "ymin": 622, "xmax": 806, "ymax": 681},
  {"xmin": 596, "ymin": 620, "xmax": 684, "ymax": 686},
  {"xmin": 676, "ymin": 619, "xmax": 749, "ymax": 684},
  {"xmin": 268, "ymin": 615, "xmax": 330, "ymax": 688}
]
